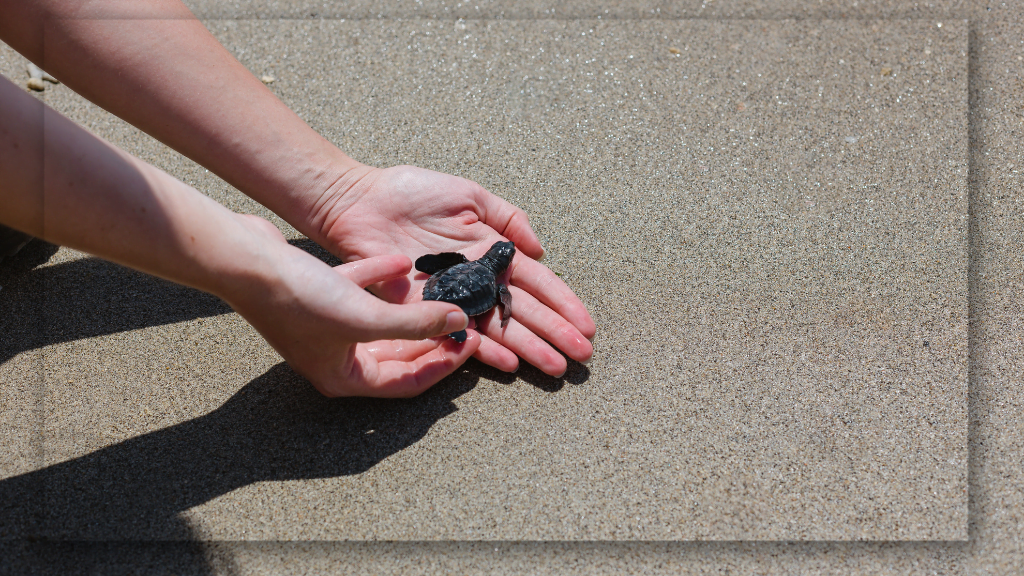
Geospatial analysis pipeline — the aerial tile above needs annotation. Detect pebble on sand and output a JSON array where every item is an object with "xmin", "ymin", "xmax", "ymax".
[
  {"xmin": 668, "ymin": 47, "xmax": 681, "ymax": 55},
  {"xmin": 261, "ymin": 75, "xmax": 275, "ymax": 84},
  {"xmin": 26, "ymin": 78, "xmax": 46, "ymax": 91},
  {"xmin": 28, "ymin": 63, "xmax": 59, "ymax": 84},
  {"xmin": 881, "ymin": 66, "xmax": 893, "ymax": 76}
]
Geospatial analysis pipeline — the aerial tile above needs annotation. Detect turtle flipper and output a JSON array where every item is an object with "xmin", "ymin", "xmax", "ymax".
[
  {"xmin": 415, "ymin": 252, "xmax": 469, "ymax": 274},
  {"xmin": 448, "ymin": 329, "xmax": 468, "ymax": 343},
  {"xmin": 498, "ymin": 283, "xmax": 512, "ymax": 328}
]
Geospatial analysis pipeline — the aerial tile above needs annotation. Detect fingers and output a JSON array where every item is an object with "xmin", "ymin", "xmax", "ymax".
[
  {"xmin": 475, "ymin": 187, "xmax": 545, "ymax": 260},
  {"xmin": 350, "ymin": 331, "xmax": 481, "ymax": 398},
  {"xmin": 493, "ymin": 285, "xmax": 592, "ymax": 362},
  {"xmin": 337, "ymin": 255, "xmax": 471, "ymax": 343},
  {"xmin": 335, "ymin": 254, "xmax": 412, "ymax": 288},
  {"xmin": 354, "ymin": 298, "xmax": 469, "ymax": 343},
  {"xmin": 509, "ymin": 256, "xmax": 597, "ymax": 340},
  {"xmin": 365, "ymin": 327, "xmax": 520, "ymax": 375},
  {"xmin": 472, "ymin": 335, "xmax": 520, "ymax": 373},
  {"xmin": 475, "ymin": 312, "xmax": 569, "ymax": 377},
  {"xmin": 370, "ymin": 275, "xmax": 413, "ymax": 304}
]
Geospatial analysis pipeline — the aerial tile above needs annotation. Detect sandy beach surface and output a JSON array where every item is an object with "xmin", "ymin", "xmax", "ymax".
[{"xmin": 0, "ymin": 1, "xmax": 1020, "ymax": 573}]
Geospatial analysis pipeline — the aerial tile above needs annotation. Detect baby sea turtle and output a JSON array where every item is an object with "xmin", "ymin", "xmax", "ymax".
[{"xmin": 416, "ymin": 241, "xmax": 515, "ymax": 343}]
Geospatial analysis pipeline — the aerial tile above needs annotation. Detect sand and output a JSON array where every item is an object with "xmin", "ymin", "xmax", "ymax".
[{"xmin": 1, "ymin": 1, "xmax": 1021, "ymax": 572}]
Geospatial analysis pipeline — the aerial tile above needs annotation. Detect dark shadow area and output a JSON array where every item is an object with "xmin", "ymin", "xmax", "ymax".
[
  {"xmin": 0, "ymin": 250, "xmax": 232, "ymax": 365},
  {"xmin": 462, "ymin": 356, "xmax": 590, "ymax": 392},
  {"xmin": 288, "ymin": 238, "xmax": 343, "ymax": 267},
  {"xmin": 0, "ymin": 239, "xmax": 337, "ymax": 365},
  {"xmin": 0, "ymin": 362, "xmax": 476, "ymax": 544},
  {"xmin": 0, "ymin": 238, "xmax": 60, "ymax": 271},
  {"xmin": 0, "ymin": 227, "xmax": 35, "ymax": 267}
]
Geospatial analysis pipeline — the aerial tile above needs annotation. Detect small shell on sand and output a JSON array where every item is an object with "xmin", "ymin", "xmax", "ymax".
[
  {"xmin": 261, "ymin": 75, "xmax": 275, "ymax": 84},
  {"xmin": 27, "ymin": 78, "xmax": 46, "ymax": 91},
  {"xmin": 28, "ymin": 63, "xmax": 59, "ymax": 84}
]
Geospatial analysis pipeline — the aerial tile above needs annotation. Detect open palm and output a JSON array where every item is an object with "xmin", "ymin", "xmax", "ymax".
[{"xmin": 320, "ymin": 165, "xmax": 595, "ymax": 376}]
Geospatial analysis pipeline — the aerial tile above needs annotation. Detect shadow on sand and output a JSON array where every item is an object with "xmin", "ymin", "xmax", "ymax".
[
  {"xmin": 0, "ymin": 239, "xmax": 588, "ymax": 573},
  {"xmin": 0, "ymin": 239, "xmax": 232, "ymax": 365},
  {"xmin": 0, "ymin": 362, "xmax": 478, "ymax": 541}
]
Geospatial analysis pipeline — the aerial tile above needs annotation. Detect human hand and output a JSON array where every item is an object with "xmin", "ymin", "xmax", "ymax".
[
  {"xmin": 315, "ymin": 165, "xmax": 596, "ymax": 377},
  {"xmin": 0, "ymin": 57, "xmax": 484, "ymax": 399},
  {"xmin": 0, "ymin": 5, "xmax": 591, "ymax": 379},
  {"xmin": 224, "ymin": 215, "xmax": 481, "ymax": 398}
]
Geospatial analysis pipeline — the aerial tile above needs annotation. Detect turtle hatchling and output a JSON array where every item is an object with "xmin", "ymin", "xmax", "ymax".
[{"xmin": 417, "ymin": 241, "xmax": 515, "ymax": 343}]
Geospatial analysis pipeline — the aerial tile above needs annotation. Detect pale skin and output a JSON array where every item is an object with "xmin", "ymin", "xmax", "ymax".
[{"xmin": 0, "ymin": 0, "xmax": 596, "ymax": 397}]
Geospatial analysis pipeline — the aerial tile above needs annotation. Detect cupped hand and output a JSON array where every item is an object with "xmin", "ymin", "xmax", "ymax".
[
  {"xmin": 317, "ymin": 165, "xmax": 596, "ymax": 377},
  {"xmin": 224, "ymin": 215, "xmax": 481, "ymax": 398}
]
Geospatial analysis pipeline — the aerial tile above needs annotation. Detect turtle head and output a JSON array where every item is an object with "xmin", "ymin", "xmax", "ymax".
[{"xmin": 481, "ymin": 241, "xmax": 515, "ymax": 274}]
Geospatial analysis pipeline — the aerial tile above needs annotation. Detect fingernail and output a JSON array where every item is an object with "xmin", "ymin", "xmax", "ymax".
[{"xmin": 444, "ymin": 311, "xmax": 469, "ymax": 332}]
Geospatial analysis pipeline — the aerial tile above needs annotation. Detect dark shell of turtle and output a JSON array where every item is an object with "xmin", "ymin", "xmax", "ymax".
[{"xmin": 422, "ymin": 261, "xmax": 504, "ymax": 316}]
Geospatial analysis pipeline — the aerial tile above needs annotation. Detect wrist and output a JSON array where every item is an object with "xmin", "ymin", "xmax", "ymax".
[
  {"xmin": 301, "ymin": 159, "xmax": 379, "ymax": 252},
  {"xmin": 198, "ymin": 213, "xmax": 288, "ymax": 307}
]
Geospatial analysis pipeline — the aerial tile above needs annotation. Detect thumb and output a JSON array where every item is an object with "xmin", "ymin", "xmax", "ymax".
[{"xmin": 355, "ymin": 298, "xmax": 469, "ymax": 343}]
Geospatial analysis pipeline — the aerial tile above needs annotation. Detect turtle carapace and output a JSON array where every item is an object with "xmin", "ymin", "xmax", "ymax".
[{"xmin": 416, "ymin": 241, "xmax": 515, "ymax": 343}]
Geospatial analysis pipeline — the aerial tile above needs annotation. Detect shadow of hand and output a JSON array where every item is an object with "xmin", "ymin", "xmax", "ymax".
[{"xmin": 0, "ymin": 363, "xmax": 474, "ymax": 540}]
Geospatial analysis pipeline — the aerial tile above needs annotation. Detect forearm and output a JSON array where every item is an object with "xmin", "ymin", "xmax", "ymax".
[
  {"xmin": 0, "ymin": 74, "xmax": 267, "ymax": 300},
  {"xmin": 0, "ymin": 0, "xmax": 363, "ymax": 245}
]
